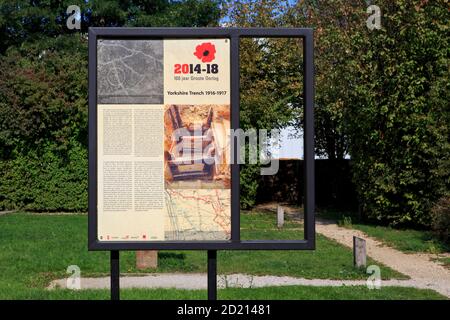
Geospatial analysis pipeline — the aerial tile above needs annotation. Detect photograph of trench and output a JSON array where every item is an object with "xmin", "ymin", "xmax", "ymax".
[{"xmin": 164, "ymin": 104, "xmax": 231, "ymax": 189}]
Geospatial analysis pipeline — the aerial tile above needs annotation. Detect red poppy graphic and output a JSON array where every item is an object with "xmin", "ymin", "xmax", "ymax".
[{"xmin": 193, "ymin": 42, "xmax": 216, "ymax": 62}]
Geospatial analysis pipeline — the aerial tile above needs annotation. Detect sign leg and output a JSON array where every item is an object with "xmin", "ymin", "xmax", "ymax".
[
  {"xmin": 111, "ymin": 250, "xmax": 120, "ymax": 300},
  {"xmin": 207, "ymin": 250, "xmax": 217, "ymax": 300}
]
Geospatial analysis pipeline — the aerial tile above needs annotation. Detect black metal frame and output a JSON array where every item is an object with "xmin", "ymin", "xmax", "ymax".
[{"xmin": 88, "ymin": 27, "xmax": 315, "ymax": 251}]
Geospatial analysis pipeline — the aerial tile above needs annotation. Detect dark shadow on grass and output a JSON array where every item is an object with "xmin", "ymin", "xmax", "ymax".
[{"xmin": 159, "ymin": 252, "xmax": 186, "ymax": 260}]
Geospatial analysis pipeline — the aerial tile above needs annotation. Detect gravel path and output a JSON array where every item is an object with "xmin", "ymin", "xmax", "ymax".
[
  {"xmin": 315, "ymin": 218, "xmax": 450, "ymax": 298},
  {"xmin": 47, "ymin": 273, "xmax": 439, "ymax": 292},
  {"xmin": 0, "ymin": 210, "xmax": 16, "ymax": 216},
  {"xmin": 255, "ymin": 203, "xmax": 450, "ymax": 297}
]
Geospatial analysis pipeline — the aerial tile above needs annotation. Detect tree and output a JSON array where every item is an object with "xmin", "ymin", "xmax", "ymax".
[
  {"xmin": 227, "ymin": 0, "xmax": 303, "ymax": 208},
  {"xmin": 228, "ymin": 0, "xmax": 450, "ymax": 227},
  {"xmin": 344, "ymin": 0, "xmax": 450, "ymax": 225},
  {"xmin": 0, "ymin": 0, "xmax": 224, "ymax": 210},
  {"xmin": 0, "ymin": 0, "xmax": 223, "ymax": 52},
  {"xmin": 291, "ymin": 0, "xmax": 368, "ymax": 160}
]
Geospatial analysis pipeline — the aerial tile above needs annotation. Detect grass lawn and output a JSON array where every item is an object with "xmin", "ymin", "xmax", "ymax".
[
  {"xmin": 351, "ymin": 224, "xmax": 448, "ymax": 254},
  {"xmin": 318, "ymin": 210, "xmax": 449, "ymax": 254},
  {"xmin": 433, "ymin": 257, "xmax": 450, "ymax": 269},
  {"xmin": 2, "ymin": 211, "xmax": 443, "ymax": 300},
  {"xmin": 4, "ymin": 286, "xmax": 446, "ymax": 300}
]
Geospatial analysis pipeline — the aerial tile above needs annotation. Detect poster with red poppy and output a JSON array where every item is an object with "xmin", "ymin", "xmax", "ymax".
[
  {"xmin": 96, "ymin": 38, "xmax": 231, "ymax": 242},
  {"xmin": 164, "ymin": 39, "xmax": 230, "ymax": 105}
]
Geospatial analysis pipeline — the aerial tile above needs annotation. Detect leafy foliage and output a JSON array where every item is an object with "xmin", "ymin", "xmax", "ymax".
[
  {"xmin": 430, "ymin": 196, "xmax": 450, "ymax": 244},
  {"xmin": 0, "ymin": 142, "xmax": 87, "ymax": 211},
  {"xmin": 229, "ymin": 0, "xmax": 450, "ymax": 227},
  {"xmin": 0, "ymin": 0, "xmax": 223, "ymax": 52},
  {"xmin": 344, "ymin": 0, "xmax": 450, "ymax": 226},
  {"xmin": 1, "ymin": 0, "xmax": 448, "ymax": 228},
  {"xmin": 0, "ymin": 37, "xmax": 88, "ymax": 210},
  {"xmin": 0, "ymin": 0, "xmax": 223, "ymax": 211},
  {"xmin": 228, "ymin": 0, "xmax": 303, "ymax": 208}
]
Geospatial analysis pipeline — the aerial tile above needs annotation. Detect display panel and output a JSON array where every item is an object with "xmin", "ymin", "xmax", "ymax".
[
  {"xmin": 88, "ymin": 27, "xmax": 315, "ymax": 251},
  {"xmin": 96, "ymin": 39, "xmax": 231, "ymax": 241}
]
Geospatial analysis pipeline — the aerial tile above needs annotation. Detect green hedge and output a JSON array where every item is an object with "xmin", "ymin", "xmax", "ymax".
[
  {"xmin": 0, "ymin": 38, "xmax": 89, "ymax": 212},
  {"xmin": 0, "ymin": 142, "xmax": 87, "ymax": 211}
]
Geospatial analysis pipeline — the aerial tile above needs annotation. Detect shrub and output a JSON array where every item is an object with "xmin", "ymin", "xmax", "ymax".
[
  {"xmin": 0, "ymin": 142, "xmax": 88, "ymax": 211},
  {"xmin": 345, "ymin": 1, "xmax": 450, "ymax": 226},
  {"xmin": 338, "ymin": 216, "xmax": 353, "ymax": 229},
  {"xmin": 240, "ymin": 164, "xmax": 260, "ymax": 209},
  {"xmin": 430, "ymin": 196, "xmax": 450, "ymax": 244}
]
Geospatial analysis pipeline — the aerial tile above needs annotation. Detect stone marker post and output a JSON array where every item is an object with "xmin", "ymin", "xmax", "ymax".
[
  {"xmin": 136, "ymin": 250, "xmax": 158, "ymax": 269},
  {"xmin": 277, "ymin": 205, "xmax": 284, "ymax": 228},
  {"xmin": 353, "ymin": 236, "xmax": 367, "ymax": 268}
]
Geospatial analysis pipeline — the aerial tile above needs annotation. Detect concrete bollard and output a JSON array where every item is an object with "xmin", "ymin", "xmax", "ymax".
[
  {"xmin": 277, "ymin": 205, "xmax": 284, "ymax": 228},
  {"xmin": 353, "ymin": 236, "xmax": 367, "ymax": 268},
  {"xmin": 136, "ymin": 250, "xmax": 158, "ymax": 269}
]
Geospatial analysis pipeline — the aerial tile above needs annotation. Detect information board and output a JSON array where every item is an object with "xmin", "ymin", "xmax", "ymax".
[
  {"xmin": 88, "ymin": 28, "xmax": 315, "ymax": 251},
  {"xmin": 96, "ymin": 38, "xmax": 230, "ymax": 242}
]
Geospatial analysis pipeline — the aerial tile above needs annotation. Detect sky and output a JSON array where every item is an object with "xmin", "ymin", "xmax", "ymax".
[
  {"xmin": 271, "ymin": 126, "xmax": 351, "ymax": 159},
  {"xmin": 270, "ymin": 126, "xmax": 304, "ymax": 159}
]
